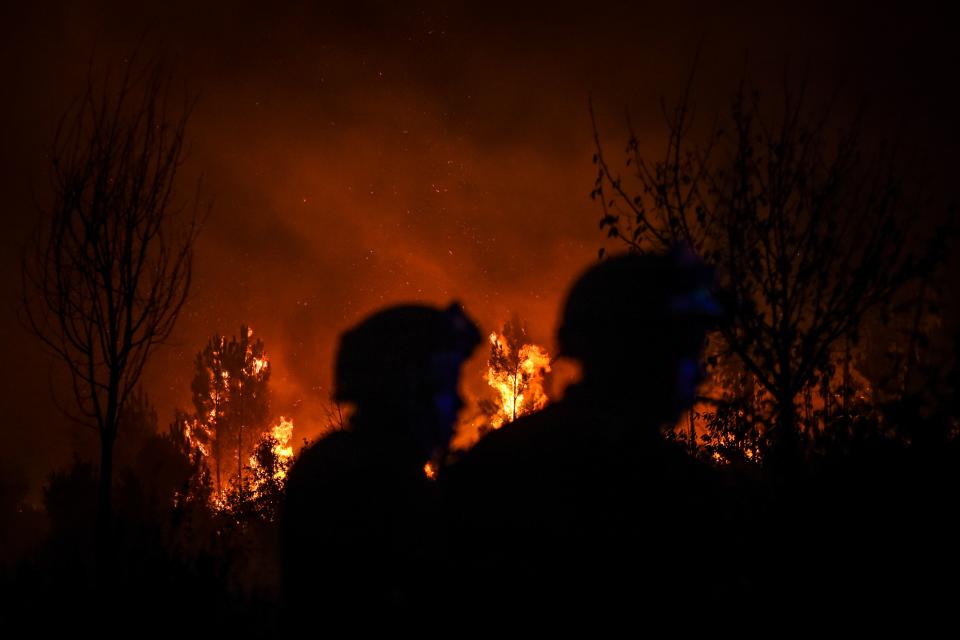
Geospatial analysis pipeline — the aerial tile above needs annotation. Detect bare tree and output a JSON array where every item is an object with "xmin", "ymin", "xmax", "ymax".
[
  {"xmin": 21, "ymin": 58, "xmax": 202, "ymax": 561},
  {"xmin": 591, "ymin": 72, "xmax": 950, "ymax": 461},
  {"xmin": 320, "ymin": 399, "xmax": 348, "ymax": 432}
]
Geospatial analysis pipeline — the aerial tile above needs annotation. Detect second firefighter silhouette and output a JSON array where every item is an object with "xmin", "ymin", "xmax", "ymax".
[
  {"xmin": 444, "ymin": 250, "xmax": 726, "ymax": 619},
  {"xmin": 281, "ymin": 303, "xmax": 480, "ymax": 623}
]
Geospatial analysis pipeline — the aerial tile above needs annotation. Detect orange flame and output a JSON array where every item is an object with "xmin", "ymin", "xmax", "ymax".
[
  {"xmin": 183, "ymin": 417, "xmax": 209, "ymax": 457},
  {"xmin": 485, "ymin": 331, "xmax": 551, "ymax": 429},
  {"xmin": 423, "ymin": 461, "xmax": 437, "ymax": 480},
  {"xmin": 269, "ymin": 416, "xmax": 295, "ymax": 479}
]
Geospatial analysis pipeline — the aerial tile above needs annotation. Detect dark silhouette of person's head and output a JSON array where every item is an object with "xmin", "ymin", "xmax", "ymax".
[
  {"xmin": 280, "ymin": 303, "xmax": 479, "ymax": 624},
  {"xmin": 442, "ymin": 249, "xmax": 727, "ymax": 623},
  {"xmin": 334, "ymin": 302, "xmax": 481, "ymax": 458},
  {"xmin": 557, "ymin": 248, "xmax": 720, "ymax": 422}
]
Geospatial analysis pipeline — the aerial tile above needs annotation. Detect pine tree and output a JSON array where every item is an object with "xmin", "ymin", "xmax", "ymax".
[{"xmin": 190, "ymin": 325, "xmax": 271, "ymax": 498}]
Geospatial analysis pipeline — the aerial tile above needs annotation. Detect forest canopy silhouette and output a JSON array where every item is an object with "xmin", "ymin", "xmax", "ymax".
[{"xmin": 591, "ymin": 70, "xmax": 955, "ymax": 465}]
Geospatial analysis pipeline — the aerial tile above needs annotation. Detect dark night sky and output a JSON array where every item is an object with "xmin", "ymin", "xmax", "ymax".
[{"xmin": 1, "ymin": 1, "xmax": 957, "ymax": 499}]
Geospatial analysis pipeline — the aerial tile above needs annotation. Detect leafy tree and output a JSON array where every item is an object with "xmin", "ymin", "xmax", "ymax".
[
  {"xmin": 113, "ymin": 387, "xmax": 160, "ymax": 471},
  {"xmin": 20, "ymin": 58, "xmax": 202, "ymax": 563},
  {"xmin": 591, "ymin": 73, "xmax": 950, "ymax": 461},
  {"xmin": 246, "ymin": 432, "xmax": 292, "ymax": 522},
  {"xmin": 44, "ymin": 459, "xmax": 98, "ymax": 541}
]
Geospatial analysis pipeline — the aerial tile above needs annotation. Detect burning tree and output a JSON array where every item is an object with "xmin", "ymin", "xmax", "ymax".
[
  {"xmin": 185, "ymin": 326, "xmax": 296, "ymax": 520},
  {"xmin": 168, "ymin": 410, "xmax": 214, "ymax": 508},
  {"xmin": 482, "ymin": 317, "xmax": 552, "ymax": 431},
  {"xmin": 590, "ymin": 72, "xmax": 949, "ymax": 460},
  {"xmin": 20, "ymin": 58, "xmax": 201, "ymax": 560},
  {"xmin": 190, "ymin": 326, "xmax": 271, "ymax": 498},
  {"xmin": 243, "ymin": 417, "xmax": 294, "ymax": 521}
]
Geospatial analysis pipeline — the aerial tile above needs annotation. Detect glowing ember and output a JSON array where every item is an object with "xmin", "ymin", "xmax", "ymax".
[
  {"xmin": 423, "ymin": 461, "xmax": 437, "ymax": 480},
  {"xmin": 485, "ymin": 330, "xmax": 552, "ymax": 429}
]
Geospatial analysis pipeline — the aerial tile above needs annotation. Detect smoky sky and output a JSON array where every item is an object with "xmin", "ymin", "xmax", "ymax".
[{"xmin": 2, "ymin": 0, "xmax": 957, "ymax": 497}]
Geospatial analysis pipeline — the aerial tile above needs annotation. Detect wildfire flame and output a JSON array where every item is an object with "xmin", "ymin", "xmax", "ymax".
[
  {"xmin": 270, "ymin": 416, "xmax": 295, "ymax": 479},
  {"xmin": 676, "ymin": 339, "xmax": 877, "ymax": 464},
  {"xmin": 245, "ymin": 415, "xmax": 296, "ymax": 482},
  {"xmin": 183, "ymin": 417, "xmax": 208, "ymax": 457},
  {"xmin": 485, "ymin": 331, "xmax": 552, "ymax": 429}
]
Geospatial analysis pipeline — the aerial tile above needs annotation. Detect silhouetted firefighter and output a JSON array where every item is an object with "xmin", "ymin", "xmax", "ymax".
[
  {"xmin": 443, "ymin": 249, "xmax": 731, "ymax": 622},
  {"xmin": 280, "ymin": 303, "xmax": 480, "ymax": 626}
]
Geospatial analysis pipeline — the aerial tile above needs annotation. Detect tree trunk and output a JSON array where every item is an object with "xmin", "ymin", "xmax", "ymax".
[
  {"xmin": 238, "ymin": 422, "xmax": 243, "ymax": 493},
  {"xmin": 96, "ymin": 430, "xmax": 115, "ymax": 587},
  {"xmin": 772, "ymin": 393, "xmax": 800, "ymax": 476},
  {"xmin": 214, "ymin": 392, "xmax": 222, "ymax": 497},
  {"xmin": 238, "ymin": 387, "xmax": 245, "ymax": 493},
  {"xmin": 213, "ymin": 409, "xmax": 221, "ymax": 498}
]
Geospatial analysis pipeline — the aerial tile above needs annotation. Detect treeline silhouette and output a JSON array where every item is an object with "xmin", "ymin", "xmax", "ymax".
[
  {"xmin": 1, "ymin": 394, "xmax": 284, "ymax": 634},
  {"xmin": 2, "ymin": 257, "xmax": 959, "ymax": 632},
  {"xmin": 5, "ymin": 60, "xmax": 959, "ymax": 633}
]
